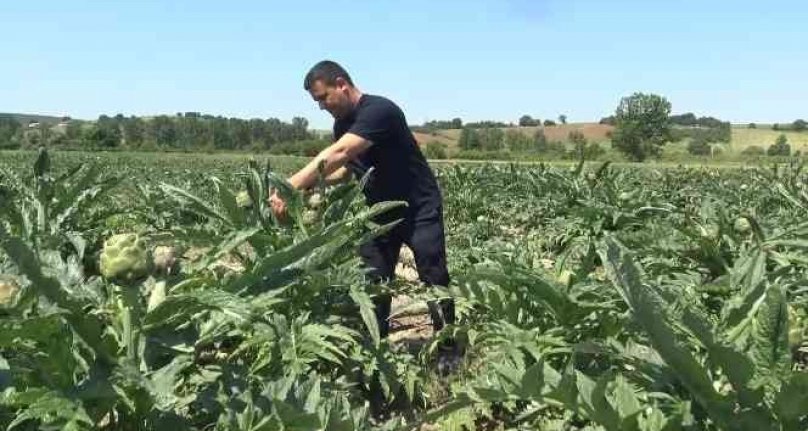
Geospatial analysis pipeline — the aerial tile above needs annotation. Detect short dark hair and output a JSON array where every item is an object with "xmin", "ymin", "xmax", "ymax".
[{"xmin": 304, "ymin": 60, "xmax": 354, "ymax": 90}]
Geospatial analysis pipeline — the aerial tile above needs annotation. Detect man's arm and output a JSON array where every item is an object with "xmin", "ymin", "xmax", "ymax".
[
  {"xmin": 269, "ymin": 135, "xmax": 368, "ymax": 219},
  {"xmin": 287, "ymin": 133, "xmax": 371, "ymax": 191}
]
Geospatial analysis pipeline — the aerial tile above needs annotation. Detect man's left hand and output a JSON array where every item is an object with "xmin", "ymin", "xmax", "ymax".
[{"xmin": 268, "ymin": 189, "xmax": 287, "ymax": 221}]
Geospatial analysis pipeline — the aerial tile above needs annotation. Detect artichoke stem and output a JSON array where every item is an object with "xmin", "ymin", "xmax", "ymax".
[{"xmin": 118, "ymin": 286, "xmax": 142, "ymax": 363}]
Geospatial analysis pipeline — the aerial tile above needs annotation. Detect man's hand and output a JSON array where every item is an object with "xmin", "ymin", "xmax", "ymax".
[
  {"xmin": 324, "ymin": 166, "xmax": 351, "ymax": 186},
  {"xmin": 270, "ymin": 134, "xmax": 368, "ymax": 222},
  {"xmin": 268, "ymin": 189, "xmax": 287, "ymax": 221}
]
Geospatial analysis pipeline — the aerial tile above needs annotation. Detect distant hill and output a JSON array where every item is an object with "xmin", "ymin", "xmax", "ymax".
[
  {"xmin": 728, "ymin": 127, "xmax": 808, "ymax": 153},
  {"xmin": 412, "ymin": 123, "xmax": 614, "ymax": 150},
  {"xmin": 0, "ymin": 113, "xmax": 69, "ymax": 125}
]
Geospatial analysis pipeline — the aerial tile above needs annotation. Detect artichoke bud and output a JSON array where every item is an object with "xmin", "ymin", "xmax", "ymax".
[
  {"xmin": 302, "ymin": 209, "xmax": 318, "ymax": 225},
  {"xmin": 0, "ymin": 278, "xmax": 20, "ymax": 306},
  {"xmin": 100, "ymin": 233, "xmax": 153, "ymax": 286},
  {"xmin": 307, "ymin": 192, "xmax": 324, "ymax": 209},
  {"xmin": 153, "ymin": 245, "xmax": 178, "ymax": 275},
  {"xmin": 699, "ymin": 224, "xmax": 719, "ymax": 240},
  {"xmin": 734, "ymin": 217, "xmax": 751, "ymax": 234},
  {"xmin": 557, "ymin": 270, "xmax": 575, "ymax": 287},
  {"xmin": 236, "ymin": 190, "xmax": 253, "ymax": 208}
]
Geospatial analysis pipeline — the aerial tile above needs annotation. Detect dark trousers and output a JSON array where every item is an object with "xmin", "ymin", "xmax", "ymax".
[{"xmin": 358, "ymin": 206, "xmax": 455, "ymax": 338}]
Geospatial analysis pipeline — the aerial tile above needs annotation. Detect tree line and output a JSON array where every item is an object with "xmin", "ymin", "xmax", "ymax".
[
  {"xmin": 411, "ymin": 119, "xmax": 517, "ymax": 133},
  {"xmin": 767, "ymin": 120, "xmax": 807, "ymax": 132},
  {"xmin": 0, "ymin": 113, "xmax": 322, "ymax": 153},
  {"xmin": 412, "ymin": 114, "xmax": 570, "ymax": 132},
  {"xmin": 451, "ymin": 123, "xmax": 602, "ymax": 160},
  {"xmin": 4, "ymin": 106, "xmax": 805, "ymax": 161}
]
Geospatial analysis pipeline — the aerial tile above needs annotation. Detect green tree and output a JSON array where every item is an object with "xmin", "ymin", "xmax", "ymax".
[
  {"xmin": 59, "ymin": 121, "xmax": 84, "ymax": 148},
  {"xmin": 459, "ymin": 127, "xmax": 481, "ymax": 150},
  {"xmin": 767, "ymin": 134, "xmax": 791, "ymax": 156},
  {"xmin": 504, "ymin": 129, "xmax": 532, "ymax": 152},
  {"xmin": 567, "ymin": 129, "xmax": 602, "ymax": 160},
  {"xmin": 246, "ymin": 119, "xmax": 266, "ymax": 149},
  {"xmin": 793, "ymin": 119, "xmax": 807, "ymax": 132},
  {"xmin": 90, "ymin": 115, "xmax": 123, "ymax": 148},
  {"xmin": 558, "ymin": 114, "xmax": 567, "ymax": 125},
  {"xmin": 583, "ymin": 142, "xmax": 605, "ymax": 159},
  {"xmin": 231, "ymin": 118, "xmax": 252, "ymax": 150},
  {"xmin": 748, "ymin": 123, "xmax": 757, "ymax": 129},
  {"xmin": 519, "ymin": 115, "xmax": 539, "ymax": 127},
  {"xmin": 424, "ymin": 140, "xmax": 448, "ymax": 159},
  {"xmin": 599, "ymin": 115, "xmax": 616, "ymax": 125},
  {"xmin": 177, "ymin": 115, "xmax": 200, "ymax": 150},
  {"xmin": 742, "ymin": 145, "xmax": 765, "ymax": 156},
  {"xmin": 0, "ymin": 116, "xmax": 22, "ymax": 149},
  {"xmin": 610, "ymin": 92, "xmax": 673, "ymax": 162},
  {"xmin": 478, "ymin": 128, "xmax": 504, "ymax": 151},
  {"xmin": 291, "ymin": 117, "xmax": 310, "ymax": 141},
  {"xmin": 148, "ymin": 115, "xmax": 178, "ymax": 149},
  {"xmin": 543, "ymin": 119, "xmax": 557, "ymax": 127},
  {"xmin": 568, "ymin": 130, "xmax": 587, "ymax": 155},
  {"xmin": 21, "ymin": 123, "xmax": 57, "ymax": 148},
  {"xmin": 122, "ymin": 116, "xmax": 145, "ymax": 149},
  {"xmin": 451, "ymin": 117, "xmax": 463, "ymax": 129},
  {"xmin": 687, "ymin": 135, "xmax": 711, "ymax": 156},
  {"xmin": 211, "ymin": 117, "xmax": 234, "ymax": 150},
  {"xmin": 86, "ymin": 122, "xmax": 120, "ymax": 149},
  {"xmin": 534, "ymin": 129, "xmax": 548, "ymax": 153}
]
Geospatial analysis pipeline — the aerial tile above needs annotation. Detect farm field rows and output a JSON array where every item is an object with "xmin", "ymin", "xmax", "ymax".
[{"xmin": 2, "ymin": 150, "xmax": 808, "ymax": 430}]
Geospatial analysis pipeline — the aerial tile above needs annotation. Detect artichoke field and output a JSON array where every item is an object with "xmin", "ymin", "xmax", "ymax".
[{"xmin": 2, "ymin": 150, "xmax": 808, "ymax": 430}]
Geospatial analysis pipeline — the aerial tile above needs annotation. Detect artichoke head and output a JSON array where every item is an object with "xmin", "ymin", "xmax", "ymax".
[{"xmin": 100, "ymin": 233, "xmax": 153, "ymax": 286}]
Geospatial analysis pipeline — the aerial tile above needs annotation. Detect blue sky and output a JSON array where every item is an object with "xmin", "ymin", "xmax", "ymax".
[{"xmin": 2, "ymin": 0, "xmax": 806, "ymax": 128}]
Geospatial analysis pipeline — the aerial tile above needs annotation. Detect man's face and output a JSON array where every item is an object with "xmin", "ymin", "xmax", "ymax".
[{"xmin": 308, "ymin": 78, "xmax": 352, "ymax": 120}]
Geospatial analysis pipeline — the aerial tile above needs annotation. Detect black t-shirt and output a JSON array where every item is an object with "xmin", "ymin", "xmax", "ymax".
[{"xmin": 333, "ymin": 94, "xmax": 442, "ymax": 221}]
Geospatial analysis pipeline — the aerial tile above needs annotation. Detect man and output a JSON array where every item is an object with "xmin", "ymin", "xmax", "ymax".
[{"xmin": 269, "ymin": 60, "xmax": 457, "ymax": 359}]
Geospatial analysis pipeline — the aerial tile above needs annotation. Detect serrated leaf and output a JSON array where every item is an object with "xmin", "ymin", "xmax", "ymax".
[
  {"xmin": 0, "ymin": 225, "xmax": 113, "ymax": 364},
  {"xmin": 519, "ymin": 361, "xmax": 547, "ymax": 399},
  {"xmin": 612, "ymin": 375, "xmax": 643, "ymax": 421},
  {"xmin": 187, "ymin": 227, "xmax": 260, "ymax": 272},
  {"xmin": 599, "ymin": 237, "xmax": 735, "ymax": 428},
  {"xmin": 666, "ymin": 294, "xmax": 760, "ymax": 405},
  {"xmin": 144, "ymin": 289, "xmax": 253, "ymax": 330},
  {"xmin": 3, "ymin": 388, "xmax": 93, "ymax": 430},
  {"xmin": 775, "ymin": 372, "xmax": 808, "ymax": 425},
  {"xmin": 303, "ymin": 378, "xmax": 321, "ymax": 414},
  {"xmin": 149, "ymin": 355, "xmax": 194, "ymax": 410},
  {"xmin": 273, "ymin": 399, "xmax": 322, "ymax": 430},
  {"xmin": 464, "ymin": 266, "xmax": 579, "ymax": 321},
  {"xmin": 159, "ymin": 182, "xmax": 233, "ymax": 226},
  {"xmin": 575, "ymin": 371, "xmax": 621, "ymax": 430},
  {"xmin": 213, "ymin": 177, "xmax": 245, "ymax": 226},
  {"xmin": 749, "ymin": 284, "xmax": 791, "ymax": 377},
  {"xmin": 348, "ymin": 286, "xmax": 380, "ymax": 347}
]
